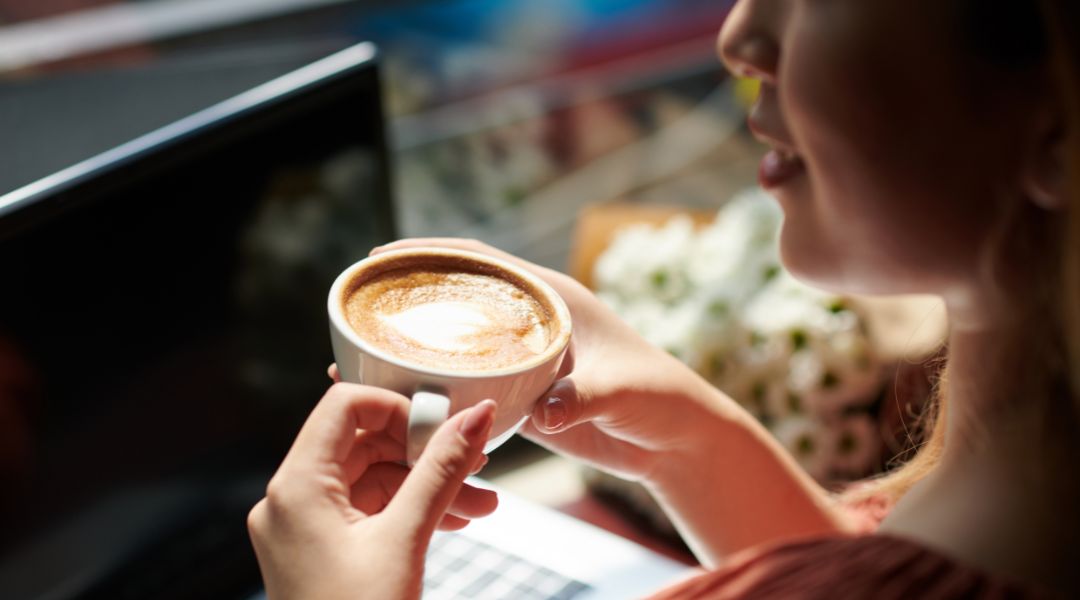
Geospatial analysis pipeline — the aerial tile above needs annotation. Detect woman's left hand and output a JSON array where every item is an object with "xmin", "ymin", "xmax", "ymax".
[{"xmin": 247, "ymin": 383, "xmax": 498, "ymax": 600}]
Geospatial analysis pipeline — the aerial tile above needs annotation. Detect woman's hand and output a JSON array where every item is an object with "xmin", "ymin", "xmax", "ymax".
[
  {"xmin": 247, "ymin": 384, "xmax": 498, "ymax": 600},
  {"xmin": 372, "ymin": 239, "xmax": 849, "ymax": 566},
  {"xmin": 372, "ymin": 238, "xmax": 733, "ymax": 482}
]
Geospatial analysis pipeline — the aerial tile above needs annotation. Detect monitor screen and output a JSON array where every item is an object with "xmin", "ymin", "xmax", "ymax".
[{"xmin": 0, "ymin": 42, "xmax": 395, "ymax": 600}]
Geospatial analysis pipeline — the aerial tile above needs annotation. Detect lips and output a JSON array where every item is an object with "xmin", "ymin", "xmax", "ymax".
[
  {"xmin": 747, "ymin": 94, "xmax": 805, "ymax": 189},
  {"xmin": 758, "ymin": 147, "xmax": 805, "ymax": 188}
]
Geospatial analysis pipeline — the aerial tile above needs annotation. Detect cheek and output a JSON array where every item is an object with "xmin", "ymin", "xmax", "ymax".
[
  {"xmin": 775, "ymin": 35, "xmax": 995, "ymax": 294},
  {"xmin": 772, "ymin": 126, "xmax": 991, "ymax": 297}
]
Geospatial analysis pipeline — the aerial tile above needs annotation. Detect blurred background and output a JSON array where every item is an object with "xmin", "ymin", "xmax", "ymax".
[
  {"xmin": 1, "ymin": 0, "xmax": 748, "ymax": 270},
  {"xmin": 0, "ymin": 1, "xmax": 945, "ymax": 597}
]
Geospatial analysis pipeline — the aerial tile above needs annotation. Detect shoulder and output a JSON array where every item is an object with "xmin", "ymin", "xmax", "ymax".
[{"xmin": 649, "ymin": 534, "xmax": 1054, "ymax": 600}]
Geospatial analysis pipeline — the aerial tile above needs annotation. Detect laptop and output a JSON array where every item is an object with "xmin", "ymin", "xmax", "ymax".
[
  {"xmin": 0, "ymin": 41, "xmax": 395, "ymax": 599},
  {"xmin": 420, "ymin": 481, "xmax": 694, "ymax": 600}
]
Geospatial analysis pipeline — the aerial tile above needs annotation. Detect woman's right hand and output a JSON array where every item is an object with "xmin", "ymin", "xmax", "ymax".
[
  {"xmin": 372, "ymin": 239, "xmax": 849, "ymax": 566},
  {"xmin": 371, "ymin": 238, "xmax": 739, "ymax": 483}
]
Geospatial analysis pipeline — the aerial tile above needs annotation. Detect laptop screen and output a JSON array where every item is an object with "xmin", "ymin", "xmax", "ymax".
[{"xmin": 0, "ymin": 42, "xmax": 395, "ymax": 599}]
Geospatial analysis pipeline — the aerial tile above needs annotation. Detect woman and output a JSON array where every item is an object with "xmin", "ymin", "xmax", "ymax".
[{"xmin": 247, "ymin": 0, "xmax": 1080, "ymax": 597}]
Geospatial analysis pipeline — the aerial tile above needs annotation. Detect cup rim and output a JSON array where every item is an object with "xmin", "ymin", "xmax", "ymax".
[{"xmin": 328, "ymin": 246, "xmax": 573, "ymax": 379}]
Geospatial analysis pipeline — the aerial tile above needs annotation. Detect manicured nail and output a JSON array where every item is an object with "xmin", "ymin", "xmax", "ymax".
[
  {"xmin": 542, "ymin": 397, "xmax": 567, "ymax": 431},
  {"xmin": 460, "ymin": 400, "xmax": 495, "ymax": 440},
  {"xmin": 470, "ymin": 454, "xmax": 490, "ymax": 475}
]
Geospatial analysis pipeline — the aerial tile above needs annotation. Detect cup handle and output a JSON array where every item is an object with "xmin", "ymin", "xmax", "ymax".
[{"xmin": 407, "ymin": 390, "xmax": 451, "ymax": 466}]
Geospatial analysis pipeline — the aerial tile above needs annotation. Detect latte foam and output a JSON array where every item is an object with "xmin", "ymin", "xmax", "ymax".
[{"xmin": 343, "ymin": 264, "xmax": 555, "ymax": 371}]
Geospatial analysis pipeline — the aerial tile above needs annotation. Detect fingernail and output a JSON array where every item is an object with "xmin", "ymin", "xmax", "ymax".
[
  {"xmin": 542, "ymin": 397, "xmax": 567, "ymax": 431},
  {"xmin": 470, "ymin": 454, "xmax": 489, "ymax": 475},
  {"xmin": 460, "ymin": 400, "xmax": 495, "ymax": 440},
  {"xmin": 369, "ymin": 245, "xmax": 384, "ymax": 256}
]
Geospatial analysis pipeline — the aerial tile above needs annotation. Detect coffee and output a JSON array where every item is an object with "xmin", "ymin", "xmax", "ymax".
[{"xmin": 342, "ymin": 255, "xmax": 558, "ymax": 371}]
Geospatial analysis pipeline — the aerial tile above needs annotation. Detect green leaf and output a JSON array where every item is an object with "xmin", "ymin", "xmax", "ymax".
[
  {"xmin": 651, "ymin": 270, "xmax": 670, "ymax": 289},
  {"xmin": 790, "ymin": 329, "xmax": 807, "ymax": 351},
  {"xmin": 708, "ymin": 300, "xmax": 730, "ymax": 318},
  {"xmin": 787, "ymin": 393, "xmax": 802, "ymax": 414},
  {"xmin": 752, "ymin": 382, "xmax": 767, "ymax": 402},
  {"xmin": 709, "ymin": 354, "xmax": 726, "ymax": 378}
]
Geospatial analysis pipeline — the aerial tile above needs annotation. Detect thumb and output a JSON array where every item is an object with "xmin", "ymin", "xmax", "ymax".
[
  {"xmin": 531, "ymin": 377, "xmax": 597, "ymax": 434},
  {"xmin": 386, "ymin": 399, "xmax": 495, "ymax": 537}
]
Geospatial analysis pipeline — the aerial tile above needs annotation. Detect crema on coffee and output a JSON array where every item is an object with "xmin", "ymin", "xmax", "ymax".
[{"xmin": 342, "ymin": 256, "xmax": 557, "ymax": 371}]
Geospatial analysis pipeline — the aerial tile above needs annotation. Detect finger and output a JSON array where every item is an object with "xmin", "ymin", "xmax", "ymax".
[
  {"xmin": 555, "ymin": 341, "xmax": 576, "ymax": 380},
  {"xmin": 519, "ymin": 419, "xmax": 651, "ymax": 480},
  {"xmin": 531, "ymin": 376, "xmax": 601, "ymax": 434},
  {"xmin": 470, "ymin": 454, "xmax": 489, "ymax": 475},
  {"xmin": 373, "ymin": 239, "xmax": 516, "ymax": 263},
  {"xmin": 277, "ymin": 384, "xmax": 410, "ymax": 488},
  {"xmin": 437, "ymin": 514, "xmax": 471, "ymax": 531},
  {"xmin": 351, "ymin": 461, "xmax": 408, "ymax": 515},
  {"xmin": 385, "ymin": 400, "xmax": 495, "ymax": 537},
  {"xmin": 341, "ymin": 430, "xmax": 407, "ymax": 484},
  {"xmin": 350, "ymin": 461, "xmax": 498, "ymax": 519},
  {"xmin": 447, "ymin": 481, "xmax": 499, "ymax": 519},
  {"xmin": 372, "ymin": 239, "xmax": 562, "ymax": 281},
  {"xmin": 327, "ymin": 363, "xmax": 341, "ymax": 382}
]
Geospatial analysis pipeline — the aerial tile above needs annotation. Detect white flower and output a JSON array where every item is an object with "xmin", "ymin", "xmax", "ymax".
[
  {"xmin": 829, "ymin": 413, "xmax": 881, "ymax": 477},
  {"xmin": 604, "ymin": 295, "xmax": 665, "ymax": 335},
  {"xmin": 703, "ymin": 187, "xmax": 783, "ymax": 261},
  {"xmin": 594, "ymin": 217, "xmax": 696, "ymax": 304},
  {"xmin": 687, "ymin": 190, "xmax": 782, "ymax": 305},
  {"xmin": 640, "ymin": 300, "xmax": 711, "ymax": 373},
  {"xmin": 762, "ymin": 379, "xmax": 807, "ymax": 422},
  {"xmin": 743, "ymin": 271, "xmax": 882, "ymax": 415},
  {"xmin": 802, "ymin": 336, "xmax": 882, "ymax": 415},
  {"xmin": 787, "ymin": 350, "xmax": 826, "ymax": 394},
  {"xmin": 592, "ymin": 185, "xmax": 887, "ymax": 484},
  {"xmin": 772, "ymin": 416, "xmax": 833, "ymax": 482},
  {"xmin": 743, "ymin": 272, "xmax": 831, "ymax": 333},
  {"xmin": 805, "ymin": 371, "xmax": 882, "ymax": 416}
]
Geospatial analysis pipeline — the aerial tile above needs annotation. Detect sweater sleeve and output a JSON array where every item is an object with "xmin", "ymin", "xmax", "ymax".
[{"xmin": 646, "ymin": 534, "xmax": 1052, "ymax": 600}]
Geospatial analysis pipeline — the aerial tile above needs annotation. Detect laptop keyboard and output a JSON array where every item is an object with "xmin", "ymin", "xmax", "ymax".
[{"xmin": 423, "ymin": 532, "xmax": 591, "ymax": 600}]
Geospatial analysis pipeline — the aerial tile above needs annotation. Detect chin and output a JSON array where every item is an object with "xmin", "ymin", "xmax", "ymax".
[
  {"xmin": 764, "ymin": 177, "xmax": 811, "ymax": 210},
  {"xmin": 776, "ymin": 212, "xmax": 836, "ymax": 284},
  {"xmin": 778, "ymin": 240, "xmax": 835, "ymax": 289},
  {"xmin": 782, "ymin": 252, "xmax": 930, "ymax": 298},
  {"xmin": 778, "ymin": 229, "xmax": 888, "ymax": 297},
  {"xmin": 781, "ymin": 258, "xmax": 847, "ymax": 294}
]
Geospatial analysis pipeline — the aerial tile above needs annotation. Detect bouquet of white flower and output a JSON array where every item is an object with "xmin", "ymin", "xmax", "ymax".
[{"xmin": 593, "ymin": 188, "xmax": 884, "ymax": 482}]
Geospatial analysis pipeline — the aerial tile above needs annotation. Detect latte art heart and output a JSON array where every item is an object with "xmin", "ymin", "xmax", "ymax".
[
  {"xmin": 344, "ymin": 265, "xmax": 556, "ymax": 371},
  {"xmin": 381, "ymin": 301, "xmax": 493, "ymax": 351}
]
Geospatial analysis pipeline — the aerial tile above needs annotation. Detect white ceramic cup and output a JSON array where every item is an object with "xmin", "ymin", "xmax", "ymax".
[{"xmin": 327, "ymin": 247, "xmax": 572, "ymax": 464}]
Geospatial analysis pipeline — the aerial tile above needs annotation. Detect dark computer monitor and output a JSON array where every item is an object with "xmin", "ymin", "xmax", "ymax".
[{"xmin": 0, "ymin": 41, "xmax": 396, "ymax": 599}]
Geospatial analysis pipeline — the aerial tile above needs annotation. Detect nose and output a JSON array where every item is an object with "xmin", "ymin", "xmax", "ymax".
[{"xmin": 718, "ymin": 0, "xmax": 780, "ymax": 84}]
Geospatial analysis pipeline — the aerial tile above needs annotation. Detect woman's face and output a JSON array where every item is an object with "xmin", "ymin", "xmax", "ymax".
[{"xmin": 719, "ymin": 0, "xmax": 1033, "ymax": 300}]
